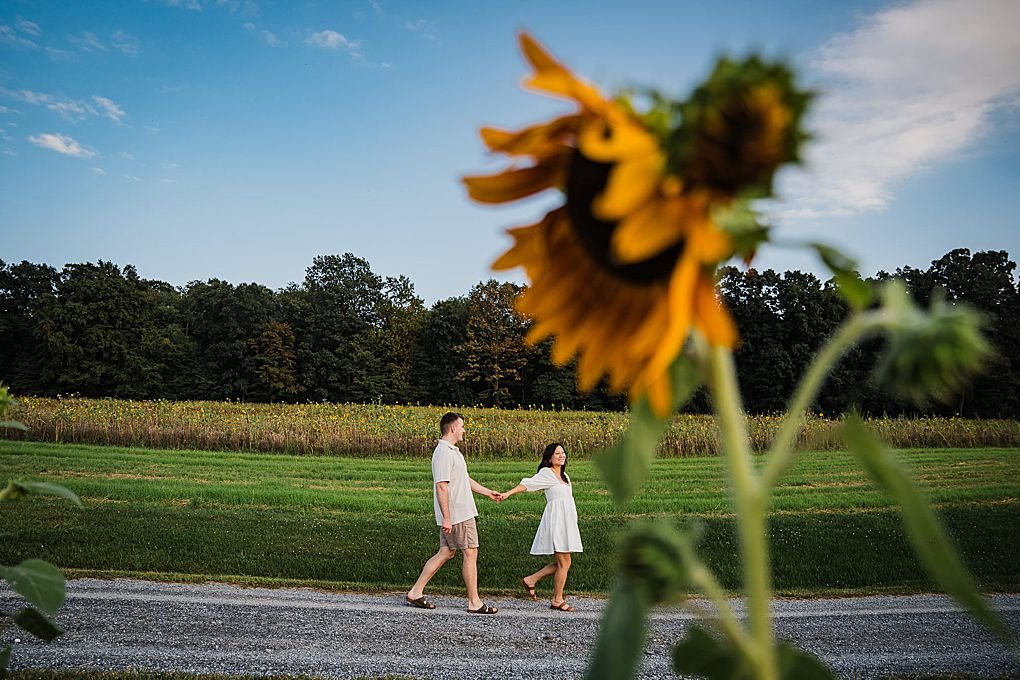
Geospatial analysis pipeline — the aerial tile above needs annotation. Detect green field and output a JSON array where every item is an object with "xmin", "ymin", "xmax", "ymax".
[{"xmin": 1, "ymin": 441, "xmax": 1018, "ymax": 596}]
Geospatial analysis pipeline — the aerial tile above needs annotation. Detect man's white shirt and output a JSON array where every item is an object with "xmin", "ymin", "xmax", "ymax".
[{"xmin": 431, "ymin": 439, "xmax": 479, "ymax": 525}]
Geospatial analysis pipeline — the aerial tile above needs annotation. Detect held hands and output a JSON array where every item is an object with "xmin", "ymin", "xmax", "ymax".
[{"xmin": 488, "ymin": 490, "xmax": 504, "ymax": 503}]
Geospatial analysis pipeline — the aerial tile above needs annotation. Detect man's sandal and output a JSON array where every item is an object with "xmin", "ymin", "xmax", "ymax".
[
  {"xmin": 521, "ymin": 578, "xmax": 537, "ymax": 601},
  {"xmin": 550, "ymin": 601, "xmax": 575, "ymax": 612},
  {"xmin": 405, "ymin": 595, "xmax": 436, "ymax": 609},
  {"xmin": 467, "ymin": 603, "xmax": 499, "ymax": 614}
]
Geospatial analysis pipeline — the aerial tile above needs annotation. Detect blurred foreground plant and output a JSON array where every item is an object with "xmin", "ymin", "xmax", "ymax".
[
  {"xmin": 1, "ymin": 384, "xmax": 82, "ymax": 678},
  {"xmin": 465, "ymin": 33, "xmax": 1011, "ymax": 679}
]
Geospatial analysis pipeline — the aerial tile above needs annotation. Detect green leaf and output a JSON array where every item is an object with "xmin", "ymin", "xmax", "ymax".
[
  {"xmin": 594, "ymin": 356, "xmax": 701, "ymax": 505},
  {"xmin": 713, "ymin": 200, "xmax": 770, "ymax": 260},
  {"xmin": 12, "ymin": 607, "xmax": 64, "ymax": 642},
  {"xmin": 584, "ymin": 578, "xmax": 649, "ymax": 680},
  {"xmin": 0, "ymin": 420, "xmax": 28, "ymax": 432},
  {"xmin": 777, "ymin": 642, "xmax": 835, "ymax": 679},
  {"xmin": 810, "ymin": 242, "xmax": 872, "ymax": 309},
  {"xmin": 842, "ymin": 416, "xmax": 1010, "ymax": 644},
  {"xmin": 672, "ymin": 625, "xmax": 751, "ymax": 679},
  {"xmin": 0, "ymin": 559, "xmax": 66, "ymax": 616},
  {"xmin": 11, "ymin": 480, "xmax": 83, "ymax": 509}
]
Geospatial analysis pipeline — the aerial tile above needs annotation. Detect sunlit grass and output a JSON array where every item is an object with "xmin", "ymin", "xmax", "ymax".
[{"xmin": 1, "ymin": 441, "xmax": 1017, "ymax": 595}]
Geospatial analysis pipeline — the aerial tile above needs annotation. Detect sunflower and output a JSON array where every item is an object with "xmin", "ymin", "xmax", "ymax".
[{"xmin": 463, "ymin": 33, "xmax": 801, "ymax": 416}]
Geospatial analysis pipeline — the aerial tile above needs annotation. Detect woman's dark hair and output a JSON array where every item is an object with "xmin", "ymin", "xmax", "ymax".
[{"xmin": 538, "ymin": 442, "xmax": 569, "ymax": 483}]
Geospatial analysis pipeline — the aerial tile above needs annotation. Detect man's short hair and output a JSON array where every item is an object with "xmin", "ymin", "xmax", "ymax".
[{"xmin": 440, "ymin": 411, "xmax": 464, "ymax": 436}]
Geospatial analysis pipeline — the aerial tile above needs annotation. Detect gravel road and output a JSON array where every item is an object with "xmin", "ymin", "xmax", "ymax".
[{"xmin": 3, "ymin": 579, "xmax": 1018, "ymax": 679}]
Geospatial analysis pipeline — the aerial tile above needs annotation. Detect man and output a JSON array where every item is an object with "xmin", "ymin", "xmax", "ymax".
[{"xmin": 405, "ymin": 411, "xmax": 501, "ymax": 614}]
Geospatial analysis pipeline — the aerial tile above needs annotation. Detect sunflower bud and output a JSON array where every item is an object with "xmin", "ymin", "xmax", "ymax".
[
  {"xmin": 669, "ymin": 56, "xmax": 811, "ymax": 198},
  {"xmin": 875, "ymin": 282, "xmax": 992, "ymax": 405},
  {"xmin": 620, "ymin": 519, "xmax": 694, "ymax": 604}
]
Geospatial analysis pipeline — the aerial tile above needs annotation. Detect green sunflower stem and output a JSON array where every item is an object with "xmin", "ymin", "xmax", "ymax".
[
  {"xmin": 762, "ymin": 312, "xmax": 885, "ymax": 490},
  {"xmin": 707, "ymin": 345, "xmax": 777, "ymax": 679}
]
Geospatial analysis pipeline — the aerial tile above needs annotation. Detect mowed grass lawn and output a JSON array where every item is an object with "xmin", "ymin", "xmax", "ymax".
[{"xmin": 1, "ymin": 441, "xmax": 1018, "ymax": 596}]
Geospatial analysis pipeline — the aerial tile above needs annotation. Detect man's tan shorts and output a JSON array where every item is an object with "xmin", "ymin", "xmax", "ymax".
[{"xmin": 439, "ymin": 517, "xmax": 479, "ymax": 550}]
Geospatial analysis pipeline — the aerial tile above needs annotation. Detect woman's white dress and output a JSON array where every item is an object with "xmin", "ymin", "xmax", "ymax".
[{"xmin": 520, "ymin": 467, "xmax": 583, "ymax": 555}]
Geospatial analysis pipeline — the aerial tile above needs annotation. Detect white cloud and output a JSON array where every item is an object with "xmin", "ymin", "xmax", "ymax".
[
  {"xmin": 120, "ymin": 152, "xmax": 136, "ymax": 160},
  {"xmin": 776, "ymin": 0, "xmax": 1020, "ymax": 222},
  {"xmin": 93, "ymin": 96, "xmax": 126, "ymax": 123},
  {"xmin": 306, "ymin": 29, "xmax": 360, "ymax": 56},
  {"xmin": 159, "ymin": 177, "xmax": 178, "ymax": 183},
  {"xmin": 162, "ymin": 162, "xmax": 181, "ymax": 170},
  {"xmin": 111, "ymin": 30, "xmax": 140, "ymax": 56},
  {"xmin": 28, "ymin": 132, "xmax": 96, "ymax": 158},
  {"xmin": 69, "ymin": 31, "xmax": 107, "ymax": 52},
  {"xmin": 244, "ymin": 23, "xmax": 281, "ymax": 47},
  {"xmin": 1, "ymin": 88, "xmax": 126, "ymax": 123},
  {"xmin": 16, "ymin": 17, "xmax": 41, "ymax": 36},
  {"xmin": 123, "ymin": 174, "xmax": 141, "ymax": 182},
  {"xmin": 92, "ymin": 167, "xmax": 106, "ymax": 175},
  {"xmin": 0, "ymin": 105, "xmax": 11, "ymax": 113},
  {"xmin": 369, "ymin": 0, "xmax": 384, "ymax": 14},
  {"xmin": 45, "ymin": 47, "xmax": 76, "ymax": 62},
  {"xmin": 0, "ymin": 24, "xmax": 38, "ymax": 49},
  {"xmin": 404, "ymin": 19, "xmax": 437, "ymax": 42}
]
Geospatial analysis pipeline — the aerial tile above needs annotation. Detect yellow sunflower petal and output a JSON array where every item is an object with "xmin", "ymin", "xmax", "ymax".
[
  {"xmin": 463, "ymin": 154, "xmax": 567, "ymax": 204},
  {"xmin": 577, "ymin": 112, "xmax": 659, "ymax": 163},
  {"xmin": 480, "ymin": 115, "xmax": 581, "ymax": 157},
  {"xmin": 610, "ymin": 199, "xmax": 685, "ymax": 264},
  {"xmin": 593, "ymin": 153, "xmax": 662, "ymax": 221},
  {"xmin": 645, "ymin": 254, "xmax": 698, "ymax": 378},
  {"xmin": 518, "ymin": 33, "xmax": 606, "ymax": 112},
  {"xmin": 694, "ymin": 275, "xmax": 738, "ymax": 348}
]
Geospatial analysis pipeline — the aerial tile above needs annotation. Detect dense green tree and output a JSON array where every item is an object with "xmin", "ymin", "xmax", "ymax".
[
  {"xmin": 299, "ymin": 254, "xmax": 387, "ymax": 403},
  {"xmin": 458, "ymin": 280, "xmax": 529, "ymax": 407},
  {"xmin": 0, "ymin": 260, "xmax": 59, "ymax": 393},
  {"xmin": 181, "ymin": 280, "xmax": 277, "ymax": 400},
  {"xmin": 412, "ymin": 297, "xmax": 472, "ymax": 406},
  {"xmin": 31, "ymin": 262, "xmax": 175, "ymax": 398}
]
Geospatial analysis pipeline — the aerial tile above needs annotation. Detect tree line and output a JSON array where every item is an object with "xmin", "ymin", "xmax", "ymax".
[{"xmin": 1, "ymin": 249, "xmax": 1017, "ymax": 417}]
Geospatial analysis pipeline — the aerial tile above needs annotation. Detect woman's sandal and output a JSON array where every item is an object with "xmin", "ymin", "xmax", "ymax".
[
  {"xmin": 467, "ymin": 603, "xmax": 499, "ymax": 614},
  {"xmin": 521, "ymin": 578, "xmax": 537, "ymax": 601},
  {"xmin": 550, "ymin": 601, "xmax": 576, "ymax": 612}
]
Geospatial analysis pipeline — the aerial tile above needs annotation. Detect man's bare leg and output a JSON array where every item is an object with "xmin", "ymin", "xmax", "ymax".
[
  {"xmin": 462, "ymin": 546, "xmax": 483, "ymax": 610},
  {"xmin": 407, "ymin": 546, "xmax": 456, "ymax": 600}
]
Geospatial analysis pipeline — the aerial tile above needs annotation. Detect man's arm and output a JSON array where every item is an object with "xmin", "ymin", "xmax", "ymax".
[
  {"xmin": 435, "ymin": 481, "xmax": 453, "ymax": 533},
  {"xmin": 469, "ymin": 477, "xmax": 502, "ymax": 502}
]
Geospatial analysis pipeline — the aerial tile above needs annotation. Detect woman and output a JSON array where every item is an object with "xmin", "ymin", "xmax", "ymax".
[{"xmin": 500, "ymin": 442, "xmax": 583, "ymax": 611}]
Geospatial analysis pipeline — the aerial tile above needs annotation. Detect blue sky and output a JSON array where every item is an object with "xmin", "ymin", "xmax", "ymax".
[{"xmin": 2, "ymin": 0, "xmax": 1018, "ymax": 304}]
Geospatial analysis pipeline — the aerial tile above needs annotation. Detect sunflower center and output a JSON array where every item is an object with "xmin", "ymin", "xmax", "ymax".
[{"xmin": 565, "ymin": 150, "xmax": 683, "ymax": 284}]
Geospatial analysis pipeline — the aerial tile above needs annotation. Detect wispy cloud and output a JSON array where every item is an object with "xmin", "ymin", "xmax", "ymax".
[
  {"xmin": 15, "ymin": 17, "xmax": 41, "ymax": 37},
  {"xmin": 92, "ymin": 96, "xmax": 126, "ymax": 123},
  {"xmin": 0, "ymin": 88, "xmax": 127, "ymax": 123},
  {"xmin": 45, "ymin": 47, "xmax": 76, "ymax": 62},
  {"xmin": 306, "ymin": 29, "xmax": 360, "ymax": 56},
  {"xmin": 244, "ymin": 23, "xmax": 281, "ymax": 47},
  {"xmin": 216, "ymin": 0, "xmax": 260, "ymax": 17},
  {"xmin": 368, "ymin": 0, "xmax": 384, "ymax": 14},
  {"xmin": 111, "ymin": 30, "xmax": 140, "ymax": 56},
  {"xmin": 92, "ymin": 167, "xmax": 106, "ymax": 175},
  {"xmin": 28, "ymin": 132, "xmax": 96, "ymax": 158},
  {"xmin": 777, "ymin": 0, "xmax": 1020, "ymax": 222},
  {"xmin": 69, "ymin": 31, "xmax": 107, "ymax": 52},
  {"xmin": 165, "ymin": 0, "xmax": 203, "ymax": 10},
  {"xmin": 0, "ymin": 24, "xmax": 38, "ymax": 49},
  {"xmin": 403, "ymin": 19, "xmax": 437, "ymax": 42}
]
